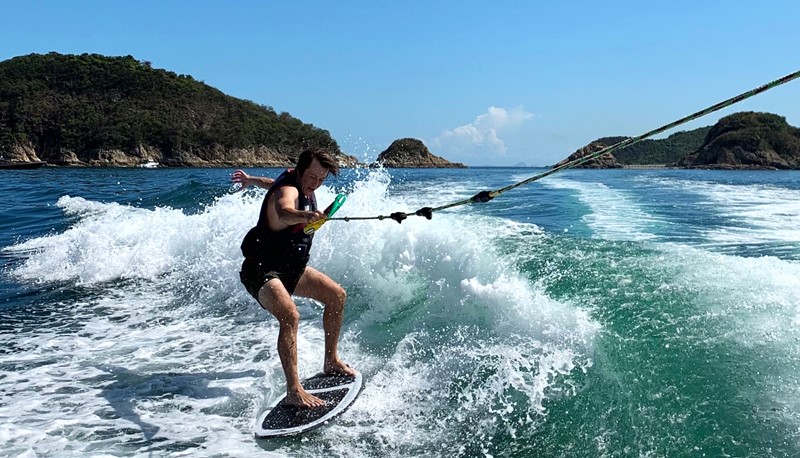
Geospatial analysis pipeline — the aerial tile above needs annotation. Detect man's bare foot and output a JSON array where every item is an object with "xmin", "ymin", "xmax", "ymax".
[
  {"xmin": 324, "ymin": 358, "xmax": 356, "ymax": 376},
  {"xmin": 285, "ymin": 388, "xmax": 326, "ymax": 409}
]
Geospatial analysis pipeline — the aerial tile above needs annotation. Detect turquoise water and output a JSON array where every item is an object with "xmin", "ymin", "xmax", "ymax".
[{"xmin": 2, "ymin": 167, "xmax": 800, "ymax": 457}]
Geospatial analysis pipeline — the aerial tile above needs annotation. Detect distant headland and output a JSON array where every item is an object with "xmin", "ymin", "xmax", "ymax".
[{"xmin": 556, "ymin": 112, "xmax": 800, "ymax": 170}]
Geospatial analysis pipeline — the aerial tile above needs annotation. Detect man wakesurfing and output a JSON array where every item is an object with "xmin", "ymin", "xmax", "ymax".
[{"xmin": 233, "ymin": 148, "xmax": 355, "ymax": 409}]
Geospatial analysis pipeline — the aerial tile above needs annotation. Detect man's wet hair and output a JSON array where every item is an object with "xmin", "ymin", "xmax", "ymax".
[{"xmin": 296, "ymin": 148, "xmax": 340, "ymax": 177}]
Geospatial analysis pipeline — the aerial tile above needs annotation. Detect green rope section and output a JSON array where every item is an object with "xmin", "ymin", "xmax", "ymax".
[{"xmin": 329, "ymin": 69, "xmax": 800, "ymax": 225}]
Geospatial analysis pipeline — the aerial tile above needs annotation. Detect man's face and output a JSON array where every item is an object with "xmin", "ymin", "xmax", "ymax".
[{"xmin": 300, "ymin": 158, "xmax": 329, "ymax": 194}]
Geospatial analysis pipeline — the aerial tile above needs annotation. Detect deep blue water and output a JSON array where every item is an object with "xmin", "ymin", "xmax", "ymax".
[{"xmin": 2, "ymin": 166, "xmax": 800, "ymax": 457}]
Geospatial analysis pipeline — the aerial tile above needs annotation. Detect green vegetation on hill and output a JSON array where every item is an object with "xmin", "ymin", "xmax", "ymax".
[
  {"xmin": 560, "ymin": 128, "xmax": 711, "ymax": 168},
  {"xmin": 594, "ymin": 128, "xmax": 711, "ymax": 165},
  {"xmin": 0, "ymin": 52, "xmax": 340, "ymax": 165}
]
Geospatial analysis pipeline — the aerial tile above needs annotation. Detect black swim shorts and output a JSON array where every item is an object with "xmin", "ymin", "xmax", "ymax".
[{"xmin": 239, "ymin": 258, "xmax": 307, "ymax": 301}]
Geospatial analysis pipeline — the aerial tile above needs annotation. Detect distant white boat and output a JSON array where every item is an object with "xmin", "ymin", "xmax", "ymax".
[{"xmin": 140, "ymin": 161, "xmax": 159, "ymax": 169}]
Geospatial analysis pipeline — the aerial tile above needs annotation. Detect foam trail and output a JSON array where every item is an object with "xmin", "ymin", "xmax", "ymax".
[
  {"xmin": 690, "ymin": 181, "xmax": 800, "ymax": 246},
  {"xmin": 642, "ymin": 177, "xmax": 800, "ymax": 257},
  {"xmin": 542, "ymin": 177, "xmax": 661, "ymax": 241},
  {"xmin": 2, "ymin": 168, "xmax": 599, "ymax": 456}
]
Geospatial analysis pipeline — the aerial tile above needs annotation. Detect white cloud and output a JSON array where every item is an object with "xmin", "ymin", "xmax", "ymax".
[{"xmin": 432, "ymin": 106, "xmax": 534, "ymax": 158}]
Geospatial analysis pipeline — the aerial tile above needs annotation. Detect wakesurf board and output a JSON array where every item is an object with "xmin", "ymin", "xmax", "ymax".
[{"xmin": 255, "ymin": 369, "xmax": 362, "ymax": 438}]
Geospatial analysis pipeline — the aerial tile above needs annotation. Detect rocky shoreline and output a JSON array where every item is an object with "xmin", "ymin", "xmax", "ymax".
[
  {"xmin": 2, "ymin": 137, "xmax": 465, "ymax": 169},
  {"xmin": 1, "ymin": 142, "xmax": 360, "ymax": 168}
]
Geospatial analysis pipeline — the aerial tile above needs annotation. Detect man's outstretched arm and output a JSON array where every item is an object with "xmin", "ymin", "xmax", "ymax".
[{"xmin": 231, "ymin": 170, "xmax": 275, "ymax": 189}]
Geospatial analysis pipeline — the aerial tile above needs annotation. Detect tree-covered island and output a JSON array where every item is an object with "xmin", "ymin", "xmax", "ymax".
[{"xmin": 0, "ymin": 52, "xmax": 355, "ymax": 167}]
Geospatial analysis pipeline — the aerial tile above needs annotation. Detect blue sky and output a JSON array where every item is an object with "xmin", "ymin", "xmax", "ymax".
[{"xmin": 2, "ymin": 1, "xmax": 799, "ymax": 166}]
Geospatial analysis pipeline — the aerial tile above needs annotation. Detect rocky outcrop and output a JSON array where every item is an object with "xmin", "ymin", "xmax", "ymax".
[
  {"xmin": 375, "ymin": 138, "xmax": 466, "ymax": 168},
  {"xmin": 554, "ymin": 140, "xmax": 623, "ymax": 169},
  {"xmin": 681, "ymin": 145, "xmax": 797, "ymax": 169},
  {"xmin": 1, "ymin": 142, "xmax": 42, "ymax": 162},
  {"xmin": 679, "ymin": 112, "xmax": 800, "ymax": 169},
  {"xmin": 0, "ymin": 143, "xmax": 47, "ymax": 168}
]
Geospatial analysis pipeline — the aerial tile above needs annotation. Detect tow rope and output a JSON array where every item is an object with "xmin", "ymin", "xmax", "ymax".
[{"xmin": 329, "ymin": 69, "xmax": 800, "ymax": 225}]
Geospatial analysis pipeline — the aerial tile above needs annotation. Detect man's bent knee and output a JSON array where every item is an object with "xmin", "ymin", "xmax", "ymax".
[
  {"xmin": 325, "ymin": 286, "xmax": 346, "ymax": 313},
  {"xmin": 280, "ymin": 309, "xmax": 301, "ymax": 329}
]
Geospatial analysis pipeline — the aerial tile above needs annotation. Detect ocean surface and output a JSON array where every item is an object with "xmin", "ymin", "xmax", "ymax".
[{"xmin": 2, "ymin": 166, "xmax": 800, "ymax": 457}]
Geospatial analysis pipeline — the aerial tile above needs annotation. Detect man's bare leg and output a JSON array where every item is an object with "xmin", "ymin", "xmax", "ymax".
[
  {"xmin": 258, "ymin": 279, "xmax": 325, "ymax": 408},
  {"xmin": 295, "ymin": 266, "xmax": 356, "ymax": 376}
]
